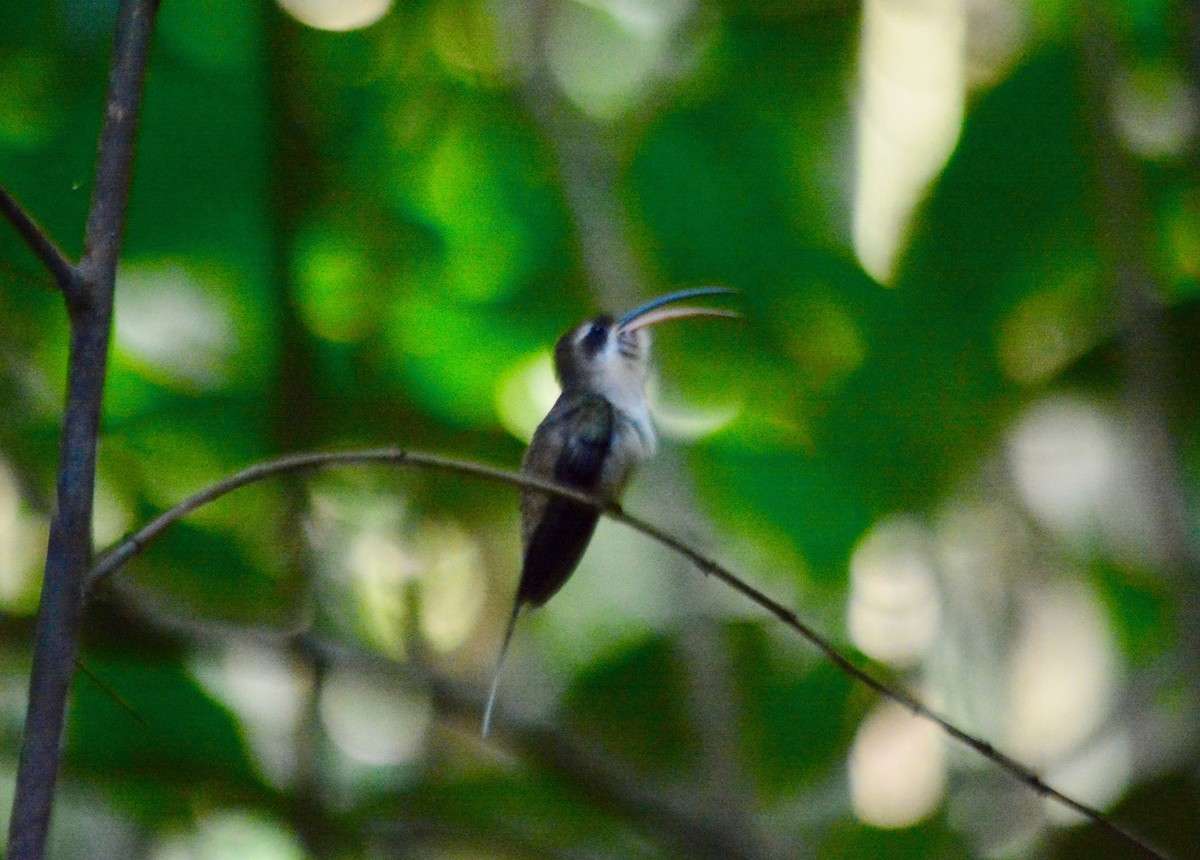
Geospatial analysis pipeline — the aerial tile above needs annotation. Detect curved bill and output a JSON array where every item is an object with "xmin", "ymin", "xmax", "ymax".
[{"xmin": 617, "ymin": 287, "xmax": 739, "ymax": 332}]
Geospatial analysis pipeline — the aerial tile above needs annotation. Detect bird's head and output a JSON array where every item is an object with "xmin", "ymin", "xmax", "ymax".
[{"xmin": 553, "ymin": 287, "xmax": 738, "ymax": 404}]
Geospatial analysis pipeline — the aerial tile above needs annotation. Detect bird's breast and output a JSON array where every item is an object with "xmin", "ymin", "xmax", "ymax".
[{"xmin": 599, "ymin": 404, "xmax": 655, "ymax": 497}]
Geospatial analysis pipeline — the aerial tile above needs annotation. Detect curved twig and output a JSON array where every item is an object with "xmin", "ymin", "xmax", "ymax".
[{"xmin": 86, "ymin": 447, "xmax": 1166, "ymax": 860}]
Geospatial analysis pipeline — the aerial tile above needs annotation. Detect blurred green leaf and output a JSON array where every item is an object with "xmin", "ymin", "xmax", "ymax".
[
  {"xmin": 821, "ymin": 815, "xmax": 969, "ymax": 860},
  {"xmin": 564, "ymin": 634, "xmax": 697, "ymax": 777},
  {"xmin": 68, "ymin": 653, "xmax": 260, "ymax": 813},
  {"xmin": 727, "ymin": 622, "xmax": 858, "ymax": 798},
  {"xmin": 128, "ymin": 522, "xmax": 297, "ymax": 625}
]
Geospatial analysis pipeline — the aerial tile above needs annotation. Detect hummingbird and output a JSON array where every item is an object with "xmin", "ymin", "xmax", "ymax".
[{"xmin": 482, "ymin": 286, "xmax": 738, "ymax": 736}]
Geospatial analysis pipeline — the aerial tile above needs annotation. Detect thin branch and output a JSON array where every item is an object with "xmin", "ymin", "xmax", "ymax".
[
  {"xmin": 8, "ymin": 2, "xmax": 160, "ymax": 859},
  {"xmin": 0, "ymin": 184, "xmax": 80, "ymax": 297},
  {"xmin": 86, "ymin": 448, "xmax": 1167, "ymax": 860},
  {"xmin": 73, "ymin": 660, "xmax": 147, "ymax": 727}
]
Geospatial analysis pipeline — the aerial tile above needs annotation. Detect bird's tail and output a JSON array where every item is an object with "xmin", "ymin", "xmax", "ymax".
[{"xmin": 481, "ymin": 598, "xmax": 522, "ymax": 739}]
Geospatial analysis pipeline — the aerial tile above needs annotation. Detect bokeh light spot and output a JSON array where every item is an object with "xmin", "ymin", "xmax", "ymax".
[
  {"xmin": 1007, "ymin": 396, "xmax": 1165, "ymax": 567},
  {"xmin": 996, "ymin": 263, "xmax": 1101, "ymax": 385},
  {"xmin": 319, "ymin": 666, "xmax": 431, "ymax": 766},
  {"xmin": 546, "ymin": 0, "xmax": 696, "ymax": 120},
  {"xmin": 0, "ymin": 458, "xmax": 46, "ymax": 613},
  {"xmin": 496, "ymin": 351, "xmax": 559, "ymax": 444},
  {"xmin": 275, "ymin": 0, "xmax": 392, "ymax": 32},
  {"xmin": 150, "ymin": 810, "xmax": 305, "ymax": 860},
  {"xmin": 192, "ymin": 644, "xmax": 308, "ymax": 789},
  {"xmin": 850, "ymin": 698, "xmax": 946, "ymax": 828},
  {"xmin": 293, "ymin": 227, "xmax": 376, "ymax": 343},
  {"xmin": 848, "ymin": 516, "xmax": 942, "ymax": 667},
  {"xmin": 1007, "ymin": 580, "xmax": 1118, "ymax": 765},
  {"xmin": 647, "ymin": 381, "xmax": 741, "ymax": 441},
  {"xmin": 854, "ymin": 0, "xmax": 966, "ymax": 283},
  {"xmin": 431, "ymin": 0, "xmax": 512, "ymax": 82},
  {"xmin": 416, "ymin": 522, "xmax": 486, "ymax": 654},
  {"xmin": 114, "ymin": 264, "xmax": 237, "ymax": 391},
  {"xmin": 349, "ymin": 527, "xmax": 418, "ymax": 658},
  {"xmin": 1111, "ymin": 62, "xmax": 1198, "ymax": 160}
]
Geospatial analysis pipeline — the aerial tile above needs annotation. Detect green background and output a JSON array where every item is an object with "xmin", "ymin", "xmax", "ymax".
[{"xmin": 0, "ymin": 0, "xmax": 1196, "ymax": 857}]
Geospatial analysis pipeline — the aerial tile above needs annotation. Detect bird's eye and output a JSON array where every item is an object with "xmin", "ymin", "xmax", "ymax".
[{"xmin": 581, "ymin": 323, "xmax": 607, "ymax": 356}]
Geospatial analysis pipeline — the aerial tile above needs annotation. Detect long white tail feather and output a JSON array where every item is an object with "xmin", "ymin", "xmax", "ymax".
[{"xmin": 481, "ymin": 599, "xmax": 522, "ymax": 738}]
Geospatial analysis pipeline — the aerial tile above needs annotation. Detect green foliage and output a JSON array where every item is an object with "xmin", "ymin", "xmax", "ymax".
[
  {"xmin": 68, "ymin": 653, "xmax": 259, "ymax": 797},
  {"xmin": 1, "ymin": 0, "xmax": 1197, "ymax": 857},
  {"xmin": 565, "ymin": 634, "xmax": 699, "ymax": 775}
]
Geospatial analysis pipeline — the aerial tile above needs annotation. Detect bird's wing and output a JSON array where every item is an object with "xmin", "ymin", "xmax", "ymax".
[{"xmin": 517, "ymin": 394, "xmax": 613, "ymax": 607}]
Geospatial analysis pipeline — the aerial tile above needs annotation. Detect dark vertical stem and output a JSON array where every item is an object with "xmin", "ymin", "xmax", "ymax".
[
  {"xmin": 266, "ymin": 15, "xmax": 333, "ymax": 857},
  {"xmin": 267, "ymin": 15, "xmax": 322, "ymax": 452},
  {"xmin": 7, "ymin": 2, "xmax": 159, "ymax": 858},
  {"xmin": 1080, "ymin": 15, "xmax": 1198, "ymax": 658},
  {"xmin": 78, "ymin": 0, "xmax": 160, "ymax": 296},
  {"xmin": 1185, "ymin": 0, "xmax": 1200, "ymax": 117},
  {"xmin": 517, "ymin": 0, "xmax": 644, "ymax": 311}
]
